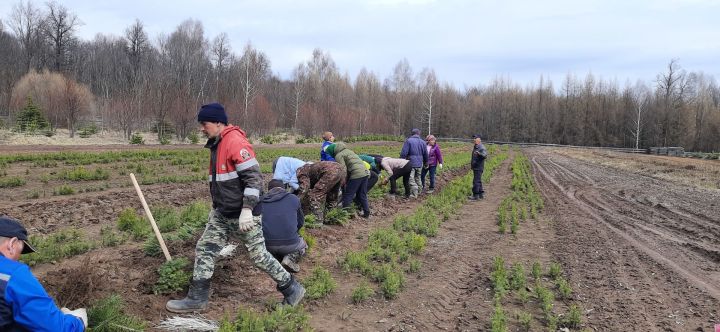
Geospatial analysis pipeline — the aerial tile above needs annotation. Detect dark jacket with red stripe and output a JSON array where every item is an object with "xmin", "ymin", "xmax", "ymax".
[{"xmin": 205, "ymin": 126, "xmax": 264, "ymax": 218}]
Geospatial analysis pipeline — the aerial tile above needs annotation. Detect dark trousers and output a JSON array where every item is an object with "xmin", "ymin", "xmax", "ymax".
[
  {"xmin": 421, "ymin": 165, "xmax": 437, "ymax": 190},
  {"xmin": 343, "ymin": 175, "xmax": 369, "ymax": 213},
  {"xmin": 354, "ymin": 172, "xmax": 378, "ymax": 209},
  {"xmin": 367, "ymin": 171, "xmax": 379, "ymax": 191},
  {"xmin": 472, "ymin": 168, "xmax": 484, "ymax": 196},
  {"xmin": 390, "ymin": 163, "xmax": 413, "ymax": 197}
]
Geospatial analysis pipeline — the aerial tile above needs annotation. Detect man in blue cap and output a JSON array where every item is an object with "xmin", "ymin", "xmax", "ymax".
[
  {"xmin": 470, "ymin": 134, "xmax": 488, "ymax": 200},
  {"xmin": 0, "ymin": 215, "xmax": 87, "ymax": 331}
]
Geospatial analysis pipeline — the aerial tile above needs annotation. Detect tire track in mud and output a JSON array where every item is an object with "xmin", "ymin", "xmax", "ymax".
[
  {"xmin": 308, "ymin": 156, "xmax": 516, "ymax": 331},
  {"xmin": 528, "ymin": 148, "xmax": 720, "ymax": 330}
]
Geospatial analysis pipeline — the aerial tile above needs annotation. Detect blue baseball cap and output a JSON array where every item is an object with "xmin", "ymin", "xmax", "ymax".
[{"xmin": 0, "ymin": 216, "xmax": 37, "ymax": 254}]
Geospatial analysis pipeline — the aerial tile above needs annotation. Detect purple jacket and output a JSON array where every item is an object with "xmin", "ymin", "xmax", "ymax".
[
  {"xmin": 400, "ymin": 134, "xmax": 428, "ymax": 168},
  {"xmin": 427, "ymin": 144, "xmax": 443, "ymax": 166}
]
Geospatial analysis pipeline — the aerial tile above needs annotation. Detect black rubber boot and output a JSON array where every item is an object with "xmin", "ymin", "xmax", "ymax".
[
  {"xmin": 277, "ymin": 276, "xmax": 305, "ymax": 306},
  {"xmin": 165, "ymin": 279, "xmax": 211, "ymax": 313}
]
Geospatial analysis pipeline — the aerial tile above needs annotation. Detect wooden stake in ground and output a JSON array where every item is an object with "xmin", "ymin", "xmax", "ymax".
[{"xmin": 130, "ymin": 173, "xmax": 172, "ymax": 262}]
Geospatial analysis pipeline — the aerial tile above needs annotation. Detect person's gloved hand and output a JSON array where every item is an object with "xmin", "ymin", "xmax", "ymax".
[
  {"xmin": 439, "ymin": 163, "xmax": 443, "ymax": 169},
  {"xmin": 62, "ymin": 308, "xmax": 88, "ymax": 328},
  {"xmin": 238, "ymin": 208, "xmax": 255, "ymax": 233}
]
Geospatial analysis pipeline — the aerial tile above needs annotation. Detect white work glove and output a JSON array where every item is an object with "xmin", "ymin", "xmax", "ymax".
[
  {"xmin": 238, "ymin": 208, "xmax": 255, "ymax": 233},
  {"xmin": 61, "ymin": 307, "xmax": 88, "ymax": 328},
  {"xmin": 439, "ymin": 164, "xmax": 443, "ymax": 169}
]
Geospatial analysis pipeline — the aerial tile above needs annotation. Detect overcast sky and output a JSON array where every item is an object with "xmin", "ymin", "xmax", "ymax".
[{"xmin": 2, "ymin": 0, "xmax": 718, "ymax": 89}]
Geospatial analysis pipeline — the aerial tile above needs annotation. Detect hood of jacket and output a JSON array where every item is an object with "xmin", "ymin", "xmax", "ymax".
[
  {"xmin": 261, "ymin": 187, "xmax": 290, "ymax": 203},
  {"xmin": 333, "ymin": 142, "xmax": 347, "ymax": 156}
]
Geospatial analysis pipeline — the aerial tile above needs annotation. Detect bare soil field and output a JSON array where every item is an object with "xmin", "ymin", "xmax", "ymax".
[
  {"xmin": 1, "ymin": 144, "xmax": 719, "ymax": 331},
  {"xmin": 528, "ymin": 147, "xmax": 720, "ymax": 331}
]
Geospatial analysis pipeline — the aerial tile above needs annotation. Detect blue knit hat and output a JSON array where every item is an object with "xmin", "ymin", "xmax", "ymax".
[{"xmin": 197, "ymin": 103, "xmax": 228, "ymax": 125}]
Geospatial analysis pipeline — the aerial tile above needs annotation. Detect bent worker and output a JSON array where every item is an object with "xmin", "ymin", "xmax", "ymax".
[
  {"xmin": 296, "ymin": 161, "xmax": 346, "ymax": 222},
  {"xmin": 324, "ymin": 142, "xmax": 371, "ymax": 218},
  {"xmin": 166, "ymin": 103, "xmax": 304, "ymax": 313},
  {"xmin": 260, "ymin": 180, "xmax": 307, "ymax": 273},
  {"xmin": 272, "ymin": 157, "xmax": 307, "ymax": 193},
  {"xmin": 0, "ymin": 215, "xmax": 88, "ymax": 331},
  {"xmin": 379, "ymin": 157, "xmax": 413, "ymax": 198},
  {"xmin": 359, "ymin": 154, "xmax": 380, "ymax": 191}
]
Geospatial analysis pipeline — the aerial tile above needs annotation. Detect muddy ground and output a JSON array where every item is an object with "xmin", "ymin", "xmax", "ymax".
[{"xmin": 2, "ymin": 145, "xmax": 720, "ymax": 331}]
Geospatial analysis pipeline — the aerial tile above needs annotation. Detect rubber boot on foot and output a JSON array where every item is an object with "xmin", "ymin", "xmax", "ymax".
[
  {"xmin": 166, "ymin": 279, "xmax": 211, "ymax": 313},
  {"xmin": 278, "ymin": 276, "xmax": 305, "ymax": 306}
]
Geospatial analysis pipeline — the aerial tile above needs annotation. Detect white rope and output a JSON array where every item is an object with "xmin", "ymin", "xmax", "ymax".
[{"xmin": 156, "ymin": 316, "xmax": 219, "ymax": 331}]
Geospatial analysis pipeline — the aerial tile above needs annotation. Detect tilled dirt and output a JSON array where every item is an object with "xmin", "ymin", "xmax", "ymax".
[
  {"xmin": 527, "ymin": 147, "xmax": 720, "ymax": 331},
  {"xmin": 6, "ymin": 145, "xmax": 720, "ymax": 331}
]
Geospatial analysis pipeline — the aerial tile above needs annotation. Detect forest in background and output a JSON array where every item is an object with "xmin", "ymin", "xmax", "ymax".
[{"xmin": 1, "ymin": 1, "xmax": 719, "ymax": 151}]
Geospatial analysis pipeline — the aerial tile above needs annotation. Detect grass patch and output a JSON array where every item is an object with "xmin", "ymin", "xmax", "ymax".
[
  {"xmin": 324, "ymin": 207, "xmax": 351, "ymax": 225},
  {"xmin": 153, "ymin": 258, "xmax": 192, "ymax": 295},
  {"xmin": 218, "ymin": 304, "xmax": 310, "ymax": 331},
  {"xmin": 53, "ymin": 184, "xmax": 75, "ymax": 195},
  {"xmin": 88, "ymin": 294, "xmax": 146, "ymax": 331},
  {"xmin": 21, "ymin": 229, "xmax": 94, "ymax": 266},
  {"xmin": 351, "ymin": 280, "xmax": 375, "ymax": 304},
  {"xmin": 302, "ymin": 266, "xmax": 337, "ymax": 300},
  {"xmin": 117, "ymin": 208, "xmax": 151, "ymax": 239},
  {"xmin": 0, "ymin": 176, "xmax": 25, "ymax": 188}
]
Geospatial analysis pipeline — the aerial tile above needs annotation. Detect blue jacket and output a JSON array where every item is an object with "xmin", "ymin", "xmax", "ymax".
[
  {"xmin": 272, "ymin": 157, "xmax": 307, "ymax": 190},
  {"xmin": 400, "ymin": 135, "xmax": 428, "ymax": 168},
  {"xmin": 259, "ymin": 188, "xmax": 304, "ymax": 247},
  {"xmin": 321, "ymin": 140, "xmax": 335, "ymax": 161},
  {"xmin": 0, "ymin": 255, "xmax": 84, "ymax": 331}
]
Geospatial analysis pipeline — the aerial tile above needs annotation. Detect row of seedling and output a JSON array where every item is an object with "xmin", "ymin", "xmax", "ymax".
[
  {"xmin": 497, "ymin": 151, "xmax": 544, "ymax": 234},
  {"xmin": 340, "ymin": 150, "xmax": 509, "ymax": 303},
  {"xmin": 489, "ymin": 257, "xmax": 583, "ymax": 332}
]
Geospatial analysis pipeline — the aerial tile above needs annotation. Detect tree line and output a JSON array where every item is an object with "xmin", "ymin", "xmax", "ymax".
[{"xmin": 1, "ymin": 1, "xmax": 719, "ymax": 151}]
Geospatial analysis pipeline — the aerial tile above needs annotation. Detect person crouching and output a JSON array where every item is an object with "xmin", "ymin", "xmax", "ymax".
[{"xmin": 260, "ymin": 179, "xmax": 307, "ymax": 273}]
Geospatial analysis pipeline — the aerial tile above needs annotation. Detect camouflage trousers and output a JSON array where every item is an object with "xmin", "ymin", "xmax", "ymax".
[
  {"xmin": 192, "ymin": 209, "xmax": 291, "ymax": 286},
  {"xmin": 306, "ymin": 174, "xmax": 342, "ymax": 221},
  {"xmin": 409, "ymin": 167, "xmax": 422, "ymax": 196}
]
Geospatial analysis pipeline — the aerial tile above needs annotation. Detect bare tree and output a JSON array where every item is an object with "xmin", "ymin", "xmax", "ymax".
[
  {"xmin": 386, "ymin": 59, "xmax": 414, "ymax": 134},
  {"xmin": 62, "ymin": 78, "xmax": 93, "ymax": 137},
  {"xmin": 291, "ymin": 63, "xmax": 306, "ymax": 132},
  {"xmin": 656, "ymin": 59, "xmax": 690, "ymax": 146},
  {"xmin": 417, "ymin": 68, "xmax": 438, "ymax": 135},
  {"xmin": 628, "ymin": 81, "xmax": 649, "ymax": 149},
  {"xmin": 43, "ymin": 1, "xmax": 81, "ymax": 72},
  {"xmin": 237, "ymin": 42, "xmax": 270, "ymax": 128},
  {"xmin": 8, "ymin": 0, "xmax": 45, "ymax": 72},
  {"xmin": 211, "ymin": 32, "xmax": 231, "ymax": 101},
  {"xmin": 159, "ymin": 19, "xmax": 211, "ymax": 140}
]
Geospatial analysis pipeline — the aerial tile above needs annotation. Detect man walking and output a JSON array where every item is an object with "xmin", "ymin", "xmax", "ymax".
[
  {"xmin": 296, "ymin": 161, "xmax": 346, "ymax": 222},
  {"xmin": 400, "ymin": 128, "xmax": 428, "ymax": 198},
  {"xmin": 166, "ymin": 103, "xmax": 304, "ymax": 313},
  {"xmin": 470, "ymin": 134, "xmax": 488, "ymax": 200}
]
